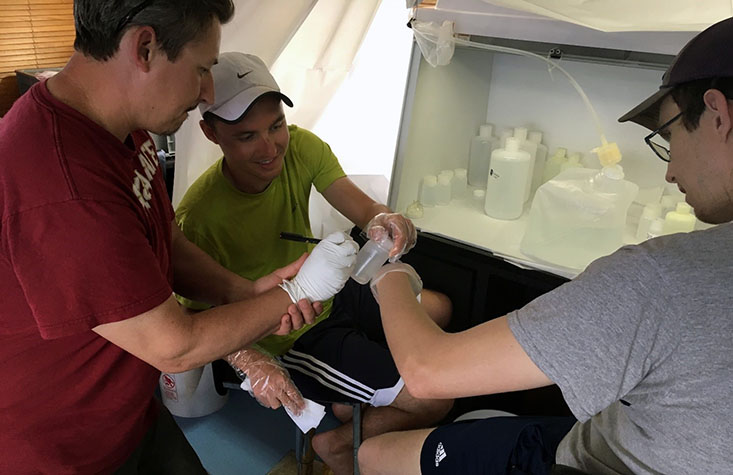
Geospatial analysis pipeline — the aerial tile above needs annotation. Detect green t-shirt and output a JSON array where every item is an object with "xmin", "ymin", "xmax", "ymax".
[{"xmin": 176, "ymin": 125, "xmax": 346, "ymax": 356}]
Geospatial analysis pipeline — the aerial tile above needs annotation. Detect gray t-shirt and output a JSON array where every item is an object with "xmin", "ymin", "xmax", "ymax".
[{"xmin": 508, "ymin": 223, "xmax": 733, "ymax": 474}]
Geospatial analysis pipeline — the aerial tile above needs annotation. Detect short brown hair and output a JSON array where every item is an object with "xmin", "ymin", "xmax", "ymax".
[{"xmin": 73, "ymin": 0, "xmax": 235, "ymax": 61}]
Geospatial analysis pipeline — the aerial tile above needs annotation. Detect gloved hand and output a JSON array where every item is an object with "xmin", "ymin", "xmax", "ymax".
[
  {"xmin": 227, "ymin": 348, "xmax": 305, "ymax": 415},
  {"xmin": 365, "ymin": 212, "xmax": 417, "ymax": 262},
  {"xmin": 369, "ymin": 261, "xmax": 423, "ymax": 303},
  {"xmin": 279, "ymin": 231, "xmax": 358, "ymax": 303}
]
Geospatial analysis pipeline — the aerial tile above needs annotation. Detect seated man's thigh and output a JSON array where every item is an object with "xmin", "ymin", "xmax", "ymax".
[{"xmin": 420, "ymin": 416, "xmax": 576, "ymax": 475}]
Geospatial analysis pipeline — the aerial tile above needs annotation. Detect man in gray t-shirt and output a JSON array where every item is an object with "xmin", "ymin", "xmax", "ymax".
[
  {"xmin": 511, "ymin": 226, "xmax": 733, "ymax": 473},
  {"xmin": 358, "ymin": 16, "xmax": 733, "ymax": 475}
]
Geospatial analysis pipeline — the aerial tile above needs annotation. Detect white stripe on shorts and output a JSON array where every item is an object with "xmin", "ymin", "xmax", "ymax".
[{"xmin": 281, "ymin": 349, "xmax": 375, "ymax": 402}]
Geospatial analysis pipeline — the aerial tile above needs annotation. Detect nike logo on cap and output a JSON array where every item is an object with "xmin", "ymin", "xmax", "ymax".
[{"xmin": 237, "ymin": 71, "xmax": 252, "ymax": 79}]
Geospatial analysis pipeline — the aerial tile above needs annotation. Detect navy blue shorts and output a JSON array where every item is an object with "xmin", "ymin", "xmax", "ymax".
[
  {"xmin": 420, "ymin": 415, "xmax": 576, "ymax": 475},
  {"xmin": 281, "ymin": 279, "xmax": 403, "ymax": 407}
]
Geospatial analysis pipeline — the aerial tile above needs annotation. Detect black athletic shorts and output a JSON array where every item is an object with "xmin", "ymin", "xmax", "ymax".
[
  {"xmin": 420, "ymin": 415, "xmax": 576, "ymax": 475},
  {"xmin": 281, "ymin": 279, "xmax": 403, "ymax": 406}
]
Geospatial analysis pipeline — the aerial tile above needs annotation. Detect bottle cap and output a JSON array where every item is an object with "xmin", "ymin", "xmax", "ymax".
[
  {"xmin": 505, "ymin": 137, "xmax": 520, "ymax": 152},
  {"xmin": 438, "ymin": 175, "xmax": 451, "ymax": 186},
  {"xmin": 642, "ymin": 203, "xmax": 662, "ymax": 218},
  {"xmin": 649, "ymin": 218, "xmax": 665, "ymax": 234},
  {"xmin": 591, "ymin": 140, "xmax": 622, "ymax": 167},
  {"xmin": 473, "ymin": 189, "xmax": 486, "ymax": 198},
  {"xmin": 423, "ymin": 175, "xmax": 437, "ymax": 186},
  {"xmin": 528, "ymin": 131, "xmax": 543, "ymax": 144},
  {"xmin": 675, "ymin": 202, "xmax": 692, "ymax": 214},
  {"xmin": 454, "ymin": 168, "xmax": 467, "ymax": 178},
  {"xmin": 513, "ymin": 127, "xmax": 528, "ymax": 141},
  {"xmin": 439, "ymin": 169, "xmax": 454, "ymax": 180},
  {"xmin": 553, "ymin": 147, "xmax": 567, "ymax": 158},
  {"xmin": 479, "ymin": 124, "xmax": 493, "ymax": 138}
]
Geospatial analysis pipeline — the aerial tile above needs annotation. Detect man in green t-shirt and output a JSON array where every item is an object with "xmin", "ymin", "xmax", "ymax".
[{"xmin": 176, "ymin": 52, "xmax": 453, "ymax": 474}]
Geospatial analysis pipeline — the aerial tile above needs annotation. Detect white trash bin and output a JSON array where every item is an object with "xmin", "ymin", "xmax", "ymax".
[{"xmin": 159, "ymin": 363, "xmax": 228, "ymax": 418}]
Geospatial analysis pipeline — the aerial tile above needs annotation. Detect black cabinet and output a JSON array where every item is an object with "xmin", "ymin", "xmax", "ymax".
[{"xmin": 400, "ymin": 230, "xmax": 573, "ymax": 418}]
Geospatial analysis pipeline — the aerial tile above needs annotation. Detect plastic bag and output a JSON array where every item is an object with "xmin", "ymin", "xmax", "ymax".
[
  {"xmin": 520, "ymin": 166, "xmax": 638, "ymax": 271},
  {"xmin": 412, "ymin": 20, "xmax": 456, "ymax": 67}
]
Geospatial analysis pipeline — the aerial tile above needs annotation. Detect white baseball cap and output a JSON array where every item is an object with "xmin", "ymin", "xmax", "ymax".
[{"xmin": 199, "ymin": 52, "xmax": 293, "ymax": 122}]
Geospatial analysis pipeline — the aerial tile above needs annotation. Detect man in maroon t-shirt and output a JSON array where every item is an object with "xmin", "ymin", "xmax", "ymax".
[{"xmin": 0, "ymin": 1, "xmax": 359, "ymax": 473}]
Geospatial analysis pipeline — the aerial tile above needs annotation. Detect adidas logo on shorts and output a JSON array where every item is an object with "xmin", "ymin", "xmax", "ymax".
[{"xmin": 435, "ymin": 441, "xmax": 447, "ymax": 467}]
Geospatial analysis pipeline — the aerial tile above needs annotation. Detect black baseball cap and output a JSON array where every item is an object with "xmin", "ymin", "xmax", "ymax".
[{"xmin": 618, "ymin": 16, "xmax": 733, "ymax": 131}]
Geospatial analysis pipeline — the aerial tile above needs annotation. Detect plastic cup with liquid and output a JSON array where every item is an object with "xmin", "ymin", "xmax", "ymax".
[{"xmin": 351, "ymin": 237, "xmax": 394, "ymax": 285}]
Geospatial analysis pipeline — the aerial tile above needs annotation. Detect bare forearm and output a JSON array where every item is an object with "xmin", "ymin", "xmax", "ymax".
[{"xmin": 377, "ymin": 275, "xmax": 446, "ymax": 390}]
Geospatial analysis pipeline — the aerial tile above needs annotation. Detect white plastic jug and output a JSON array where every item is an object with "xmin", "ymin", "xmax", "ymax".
[
  {"xmin": 520, "ymin": 165, "xmax": 639, "ymax": 271},
  {"xmin": 160, "ymin": 363, "xmax": 229, "ymax": 418}
]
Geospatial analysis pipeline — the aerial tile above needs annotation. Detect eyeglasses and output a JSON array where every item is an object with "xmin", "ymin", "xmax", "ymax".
[
  {"xmin": 644, "ymin": 111, "xmax": 682, "ymax": 162},
  {"xmin": 114, "ymin": 0, "xmax": 154, "ymax": 37}
]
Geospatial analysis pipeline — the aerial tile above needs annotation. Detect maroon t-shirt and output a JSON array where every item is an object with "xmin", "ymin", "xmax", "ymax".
[{"xmin": 0, "ymin": 80, "xmax": 175, "ymax": 473}]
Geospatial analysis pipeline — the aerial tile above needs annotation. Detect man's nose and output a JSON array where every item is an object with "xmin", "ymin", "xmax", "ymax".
[{"xmin": 199, "ymin": 72, "xmax": 215, "ymax": 105}]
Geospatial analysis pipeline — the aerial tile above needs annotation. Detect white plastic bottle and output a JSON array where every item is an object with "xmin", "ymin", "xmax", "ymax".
[
  {"xmin": 560, "ymin": 153, "xmax": 583, "ymax": 172},
  {"xmin": 436, "ymin": 174, "xmax": 452, "ymax": 205},
  {"xmin": 543, "ymin": 147, "xmax": 568, "ymax": 182},
  {"xmin": 647, "ymin": 218, "xmax": 666, "ymax": 239},
  {"xmin": 351, "ymin": 237, "xmax": 393, "ymax": 285},
  {"xmin": 636, "ymin": 203, "xmax": 662, "ymax": 241},
  {"xmin": 499, "ymin": 129, "xmax": 513, "ymax": 149},
  {"xmin": 451, "ymin": 168, "xmax": 468, "ymax": 200},
  {"xmin": 419, "ymin": 175, "xmax": 438, "ymax": 207},
  {"xmin": 472, "ymin": 189, "xmax": 486, "ymax": 212},
  {"xmin": 513, "ymin": 127, "xmax": 537, "ymax": 203},
  {"xmin": 528, "ymin": 131, "xmax": 549, "ymax": 195},
  {"xmin": 484, "ymin": 137, "xmax": 531, "ymax": 220},
  {"xmin": 467, "ymin": 124, "xmax": 498, "ymax": 188},
  {"xmin": 663, "ymin": 202, "xmax": 696, "ymax": 234},
  {"xmin": 660, "ymin": 195, "xmax": 679, "ymax": 217}
]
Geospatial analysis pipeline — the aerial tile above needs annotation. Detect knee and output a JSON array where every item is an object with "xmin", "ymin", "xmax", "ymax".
[
  {"xmin": 358, "ymin": 436, "xmax": 382, "ymax": 474},
  {"xmin": 424, "ymin": 291, "xmax": 453, "ymax": 329}
]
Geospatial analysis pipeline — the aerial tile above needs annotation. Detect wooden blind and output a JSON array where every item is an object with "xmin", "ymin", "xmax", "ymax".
[{"xmin": 0, "ymin": 0, "xmax": 75, "ymax": 116}]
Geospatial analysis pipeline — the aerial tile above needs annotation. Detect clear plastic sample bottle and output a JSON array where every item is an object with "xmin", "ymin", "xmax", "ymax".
[
  {"xmin": 351, "ymin": 237, "xmax": 394, "ymax": 285},
  {"xmin": 451, "ymin": 168, "xmax": 468, "ymax": 200},
  {"xmin": 467, "ymin": 124, "xmax": 498, "ymax": 188},
  {"xmin": 484, "ymin": 137, "xmax": 531, "ymax": 220},
  {"xmin": 513, "ymin": 127, "xmax": 537, "ymax": 203},
  {"xmin": 419, "ymin": 175, "xmax": 438, "ymax": 207},
  {"xmin": 528, "ymin": 131, "xmax": 548, "ymax": 195},
  {"xmin": 543, "ymin": 147, "xmax": 568, "ymax": 183}
]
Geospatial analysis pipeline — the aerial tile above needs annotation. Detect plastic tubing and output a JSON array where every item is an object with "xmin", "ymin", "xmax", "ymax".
[{"xmin": 411, "ymin": 24, "xmax": 611, "ymax": 148}]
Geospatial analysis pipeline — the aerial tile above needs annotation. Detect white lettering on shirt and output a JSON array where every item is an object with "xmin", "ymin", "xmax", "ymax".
[{"xmin": 132, "ymin": 139, "xmax": 159, "ymax": 210}]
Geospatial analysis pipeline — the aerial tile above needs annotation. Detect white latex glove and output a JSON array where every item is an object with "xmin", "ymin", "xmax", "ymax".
[
  {"xmin": 369, "ymin": 261, "xmax": 423, "ymax": 303},
  {"xmin": 279, "ymin": 231, "xmax": 358, "ymax": 303},
  {"xmin": 365, "ymin": 212, "xmax": 417, "ymax": 262},
  {"xmin": 227, "ymin": 348, "xmax": 305, "ymax": 415}
]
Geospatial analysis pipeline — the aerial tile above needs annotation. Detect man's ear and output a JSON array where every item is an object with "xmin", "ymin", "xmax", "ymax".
[
  {"xmin": 127, "ymin": 26, "xmax": 158, "ymax": 72},
  {"xmin": 703, "ymin": 88, "xmax": 733, "ymax": 142},
  {"xmin": 199, "ymin": 119, "xmax": 220, "ymax": 144}
]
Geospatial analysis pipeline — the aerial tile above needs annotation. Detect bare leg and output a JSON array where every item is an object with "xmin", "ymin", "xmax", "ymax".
[
  {"xmin": 358, "ymin": 428, "xmax": 433, "ymax": 475},
  {"xmin": 312, "ymin": 289, "xmax": 453, "ymax": 474},
  {"xmin": 312, "ymin": 388, "xmax": 452, "ymax": 475},
  {"xmin": 420, "ymin": 289, "xmax": 452, "ymax": 329}
]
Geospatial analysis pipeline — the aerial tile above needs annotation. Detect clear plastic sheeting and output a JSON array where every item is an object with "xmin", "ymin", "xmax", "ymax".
[
  {"xmin": 472, "ymin": 0, "xmax": 731, "ymax": 32},
  {"xmin": 411, "ymin": 20, "xmax": 456, "ymax": 66}
]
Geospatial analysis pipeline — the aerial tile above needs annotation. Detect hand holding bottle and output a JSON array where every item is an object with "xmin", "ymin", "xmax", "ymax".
[{"xmin": 365, "ymin": 212, "xmax": 417, "ymax": 262}]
